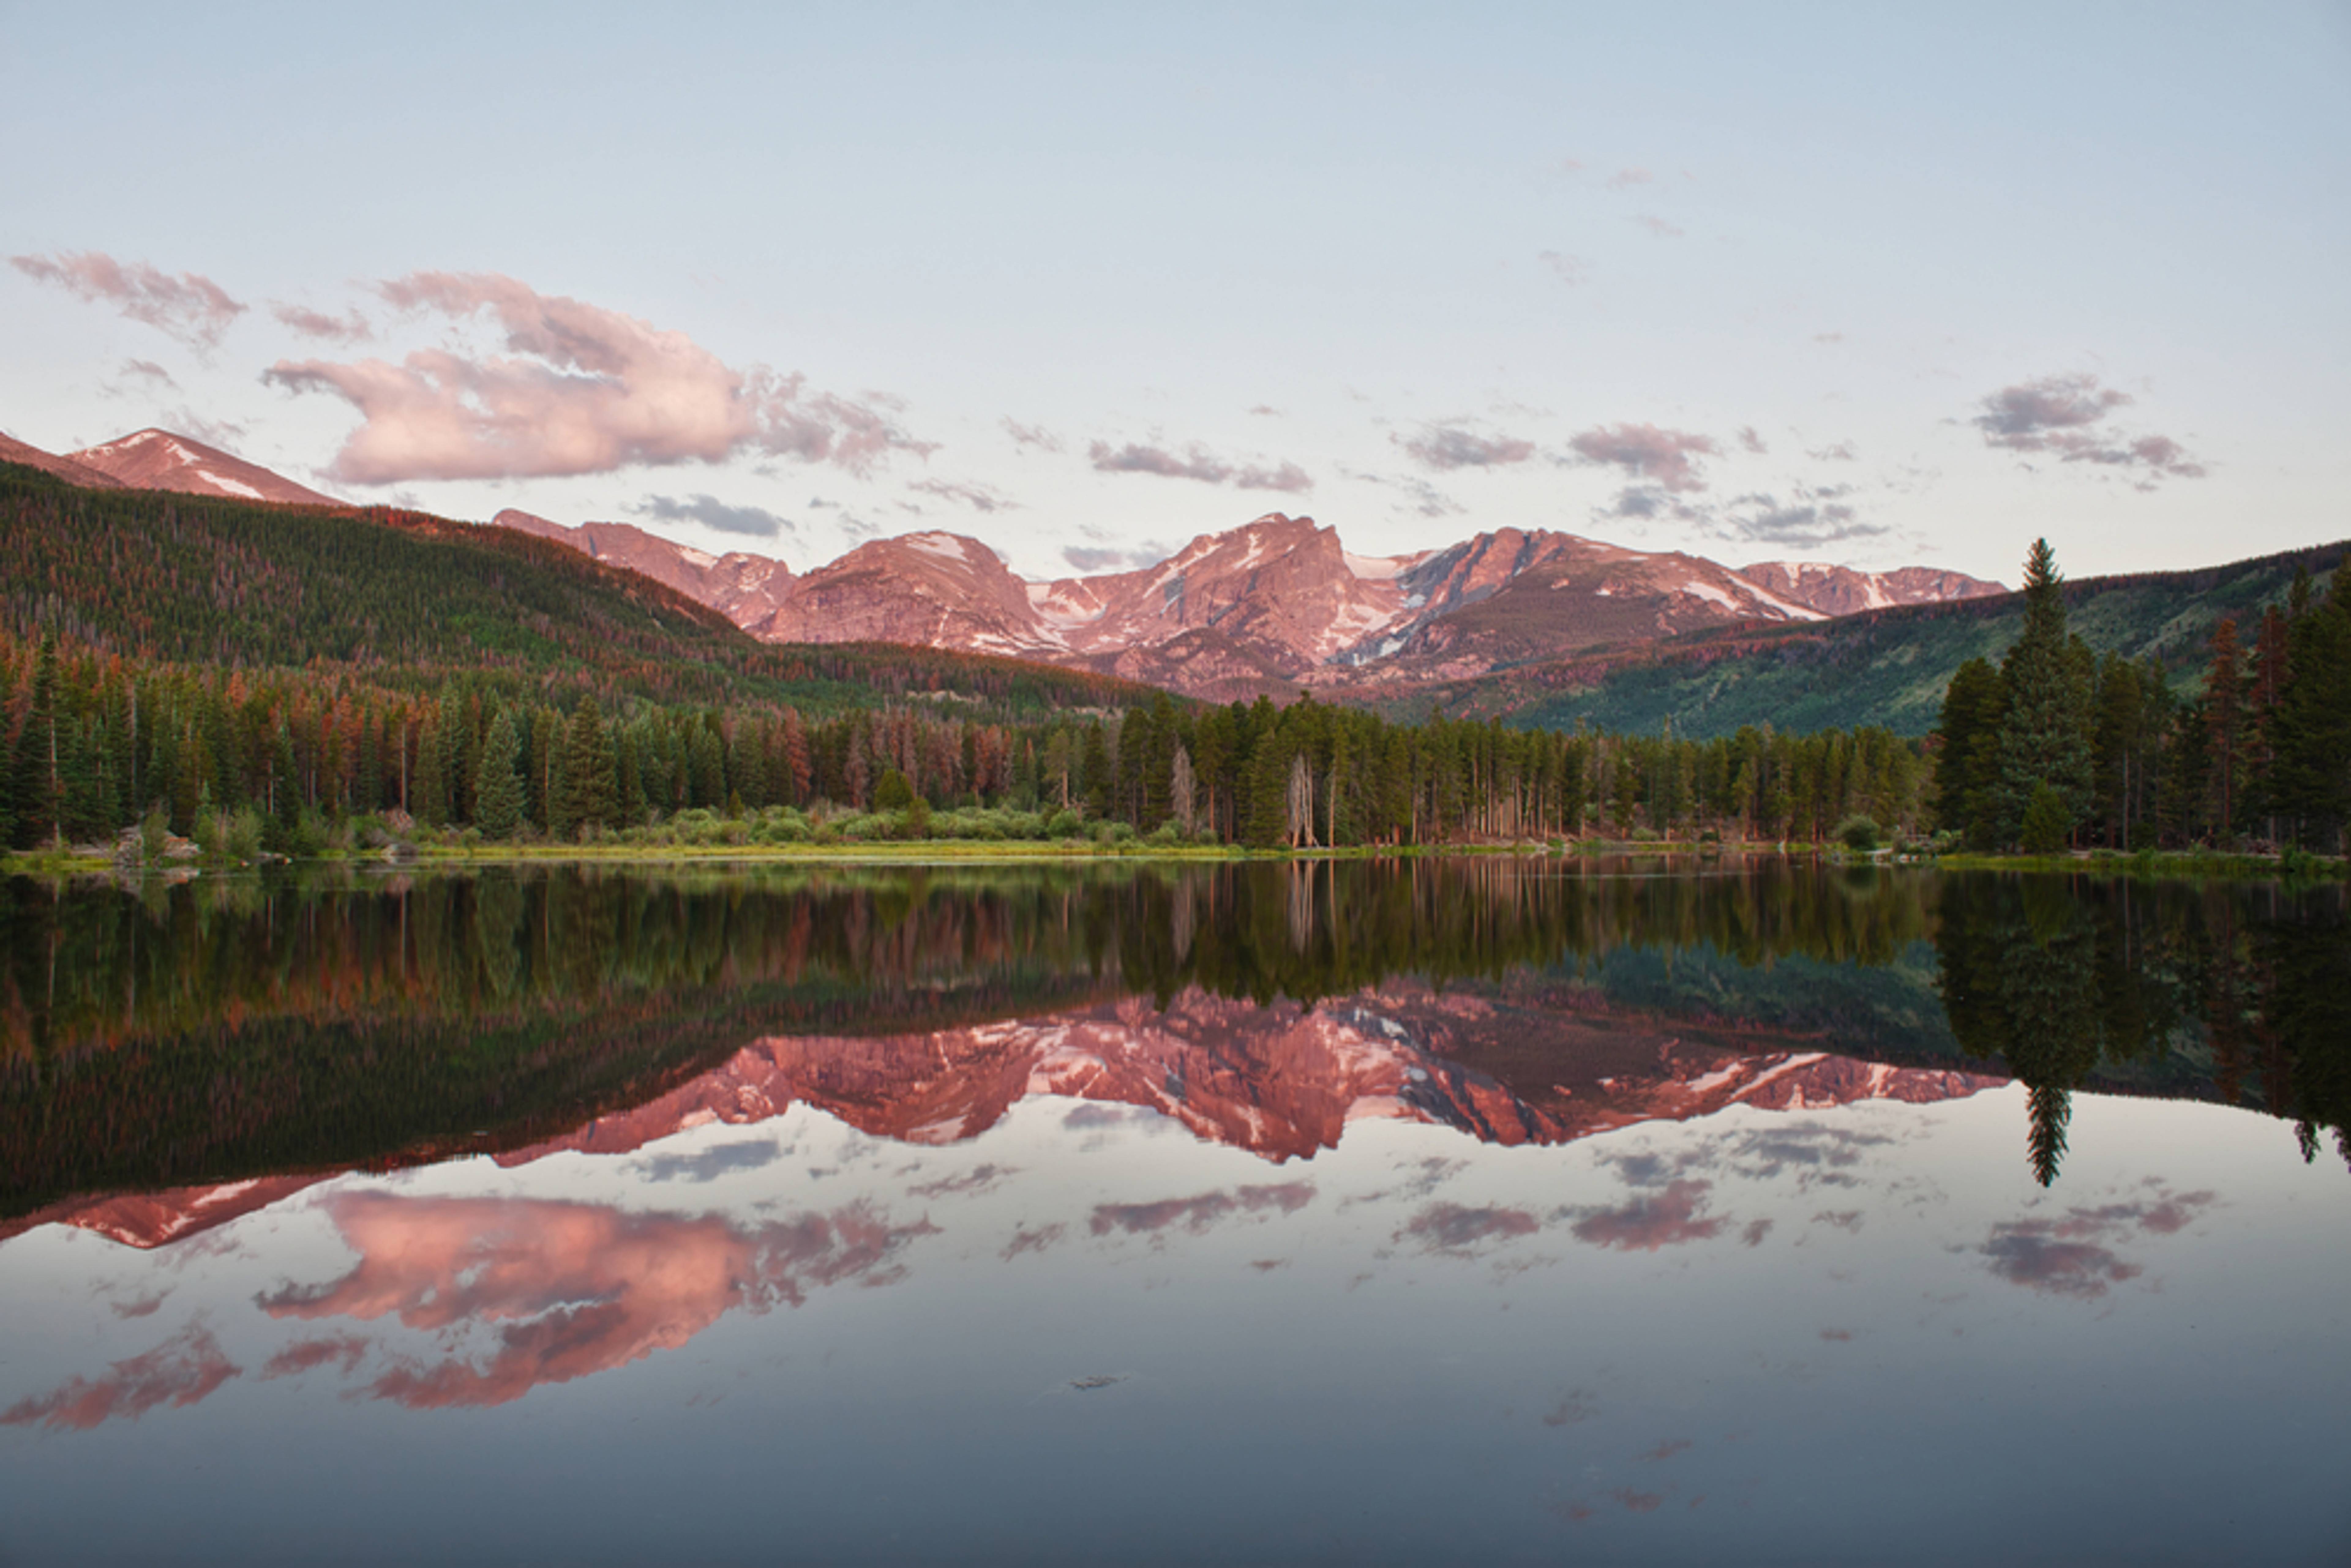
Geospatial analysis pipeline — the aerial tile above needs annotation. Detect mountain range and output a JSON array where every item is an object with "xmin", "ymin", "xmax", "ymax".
[
  {"xmin": 3, "ymin": 981, "xmax": 2002, "ymax": 1250},
  {"xmin": 494, "ymin": 503, "xmax": 2006, "ymax": 702},
  {"xmin": 17, "ymin": 422, "xmax": 2334, "ymax": 738}
]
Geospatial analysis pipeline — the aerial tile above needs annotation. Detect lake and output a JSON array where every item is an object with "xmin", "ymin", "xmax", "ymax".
[{"xmin": 1, "ymin": 857, "xmax": 2345, "ymax": 1566}]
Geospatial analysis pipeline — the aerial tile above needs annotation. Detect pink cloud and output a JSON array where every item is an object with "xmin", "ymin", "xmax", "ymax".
[
  {"xmin": 1087, "ymin": 440, "xmax": 1312, "ymax": 491},
  {"xmin": 1631, "ymin": 214, "xmax": 1685, "ymax": 239},
  {"xmin": 1, "ymin": 1323, "xmax": 241, "ymax": 1431},
  {"xmin": 909, "ymin": 477, "xmax": 1018, "ymax": 512},
  {"xmin": 261, "ymin": 1333, "xmax": 371, "ymax": 1380},
  {"xmin": 1567, "ymin": 422, "xmax": 1719, "ymax": 491},
  {"xmin": 1397, "ymin": 1201, "xmax": 1541, "ymax": 1256},
  {"xmin": 265, "ymin": 271, "xmax": 925, "ymax": 484},
  {"xmin": 1977, "ymin": 1188, "xmax": 2218, "ymax": 1300},
  {"xmin": 10, "ymin": 249, "xmax": 246, "ymax": 350},
  {"xmin": 1973, "ymin": 372, "xmax": 2130, "ymax": 449},
  {"xmin": 1234, "ymin": 460, "xmax": 1314, "ymax": 492},
  {"xmin": 1089, "ymin": 1183, "xmax": 1315, "ymax": 1237},
  {"xmin": 271, "ymin": 302, "xmax": 373, "ymax": 343},
  {"xmin": 1088, "ymin": 440, "xmax": 1230, "ymax": 483},
  {"xmin": 1567, "ymin": 1179, "xmax": 1726, "ymax": 1251},
  {"xmin": 259, "ymin": 1193, "xmax": 933, "ymax": 1408},
  {"xmin": 1607, "ymin": 167, "xmax": 1654, "ymax": 190},
  {"xmin": 1970, "ymin": 372, "xmax": 2203, "ymax": 482},
  {"xmin": 1397, "ymin": 425, "xmax": 1537, "ymax": 470},
  {"xmin": 1002, "ymin": 418, "xmax": 1063, "ymax": 453}
]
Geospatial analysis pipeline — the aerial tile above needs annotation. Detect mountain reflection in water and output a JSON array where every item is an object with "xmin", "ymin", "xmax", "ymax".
[
  {"xmin": 2, "ymin": 859, "xmax": 2348, "ymax": 1565},
  {"xmin": 2, "ymin": 858, "xmax": 2343, "ymax": 1227}
]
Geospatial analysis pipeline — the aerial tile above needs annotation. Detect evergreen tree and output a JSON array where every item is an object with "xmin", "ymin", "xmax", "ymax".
[
  {"xmin": 10, "ymin": 636, "xmax": 62, "ymax": 848},
  {"xmin": 474, "ymin": 710, "xmax": 526, "ymax": 838},
  {"xmin": 1994, "ymin": 539, "xmax": 2093, "ymax": 845},
  {"xmin": 555, "ymin": 698, "xmax": 618, "ymax": 835}
]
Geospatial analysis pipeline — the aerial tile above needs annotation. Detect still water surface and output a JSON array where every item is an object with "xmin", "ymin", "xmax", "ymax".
[{"xmin": 1, "ymin": 858, "xmax": 2345, "ymax": 1565}]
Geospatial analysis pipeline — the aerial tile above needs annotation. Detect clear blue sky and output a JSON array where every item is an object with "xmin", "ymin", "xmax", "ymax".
[{"xmin": 4, "ymin": 1, "xmax": 2346, "ymax": 584}]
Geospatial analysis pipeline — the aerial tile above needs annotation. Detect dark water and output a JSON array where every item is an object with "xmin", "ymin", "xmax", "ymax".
[{"xmin": 0, "ymin": 857, "xmax": 2345, "ymax": 1566}]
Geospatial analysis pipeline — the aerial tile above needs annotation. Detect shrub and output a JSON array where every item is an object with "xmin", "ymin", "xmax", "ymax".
[
  {"xmin": 2018, "ymin": 784, "xmax": 2072, "ymax": 855},
  {"xmin": 1835, "ymin": 815, "xmax": 1881, "ymax": 853},
  {"xmin": 1046, "ymin": 809, "xmax": 1085, "ymax": 840},
  {"xmin": 872, "ymin": 769, "xmax": 916, "ymax": 812}
]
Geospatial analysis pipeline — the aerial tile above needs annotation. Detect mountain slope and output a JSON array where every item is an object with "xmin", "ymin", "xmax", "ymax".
[
  {"xmin": 0, "ymin": 430, "xmax": 127, "ymax": 489},
  {"xmin": 68, "ymin": 428, "xmax": 337, "ymax": 506},
  {"xmin": 0, "ymin": 460, "xmax": 1170, "ymax": 717},
  {"xmin": 494, "ymin": 508, "xmax": 795, "ymax": 627},
  {"xmin": 1737, "ymin": 560, "xmax": 2004, "ymax": 617},
  {"xmin": 1386, "ymin": 537, "xmax": 2351, "ymax": 737}
]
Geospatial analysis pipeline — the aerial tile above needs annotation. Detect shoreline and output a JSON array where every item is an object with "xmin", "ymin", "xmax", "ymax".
[{"xmin": 5, "ymin": 837, "xmax": 2341, "ymax": 881}]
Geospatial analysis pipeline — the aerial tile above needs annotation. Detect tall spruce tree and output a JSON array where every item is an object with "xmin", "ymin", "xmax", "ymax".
[
  {"xmin": 1994, "ymin": 539, "xmax": 2093, "ymax": 845},
  {"xmin": 556, "ymin": 698, "xmax": 618, "ymax": 835},
  {"xmin": 474, "ymin": 709, "xmax": 526, "ymax": 838},
  {"xmin": 10, "ymin": 636, "xmax": 61, "ymax": 849}
]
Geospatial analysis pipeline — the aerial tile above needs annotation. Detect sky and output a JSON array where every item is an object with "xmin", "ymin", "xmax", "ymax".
[{"xmin": 3, "ymin": 1, "xmax": 2347, "ymax": 586}]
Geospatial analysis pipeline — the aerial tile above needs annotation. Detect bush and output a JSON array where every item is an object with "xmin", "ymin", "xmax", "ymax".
[
  {"xmin": 1835, "ymin": 815, "xmax": 1881, "ymax": 853},
  {"xmin": 2018, "ymin": 784, "xmax": 2072, "ymax": 855},
  {"xmin": 1046, "ymin": 809, "xmax": 1085, "ymax": 840}
]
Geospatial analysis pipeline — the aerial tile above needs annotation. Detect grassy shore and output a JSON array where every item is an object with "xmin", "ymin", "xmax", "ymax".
[{"xmin": 6, "ymin": 835, "xmax": 2340, "ymax": 881}]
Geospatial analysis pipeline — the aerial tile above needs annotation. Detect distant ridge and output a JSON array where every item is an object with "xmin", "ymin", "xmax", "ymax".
[
  {"xmin": 0, "ymin": 429, "xmax": 127, "ymax": 490},
  {"xmin": 68, "ymin": 428, "xmax": 336, "ymax": 506}
]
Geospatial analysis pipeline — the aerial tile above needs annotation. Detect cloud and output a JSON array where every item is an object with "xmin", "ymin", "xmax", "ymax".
[
  {"xmin": 261, "ymin": 1334, "xmax": 371, "ymax": 1380},
  {"xmin": 1247, "ymin": 404, "xmax": 1284, "ymax": 417},
  {"xmin": 118, "ymin": 359, "xmax": 177, "ymax": 388},
  {"xmin": 909, "ymin": 477, "xmax": 1017, "ymax": 512},
  {"xmin": 908, "ymin": 1163, "xmax": 1018, "ymax": 1199},
  {"xmin": 1973, "ymin": 372, "xmax": 2130, "ymax": 449},
  {"xmin": 1809, "ymin": 441, "xmax": 1857, "ymax": 462},
  {"xmin": 1970, "ymin": 372, "xmax": 2204, "ymax": 481},
  {"xmin": 1001, "ymin": 1223, "xmax": 1065, "ymax": 1260},
  {"xmin": 260, "ymin": 1192, "xmax": 933, "ymax": 1408},
  {"xmin": 1977, "ymin": 1188, "xmax": 2218, "ymax": 1300},
  {"xmin": 1087, "ymin": 440, "xmax": 1229, "ymax": 483},
  {"xmin": 1088, "ymin": 439, "xmax": 1310, "ymax": 492},
  {"xmin": 1607, "ymin": 167, "xmax": 1654, "ymax": 190},
  {"xmin": 1062, "ymin": 542, "xmax": 1172, "ymax": 573},
  {"xmin": 1002, "ymin": 417, "xmax": 1063, "ymax": 453},
  {"xmin": 1539, "ymin": 251, "xmax": 1589, "ymax": 286},
  {"xmin": 1711, "ymin": 490, "xmax": 1887, "ymax": 549},
  {"xmin": 1564, "ymin": 1179, "xmax": 1725, "ymax": 1251},
  {"xmin": 1813, "ymin": 332, "xmax": 1845, "ymax": 345},
  {"xmin": 10, "ymin": 249, "xmax": 246, "ymax": 350},
  {"xmin": 635, "ymin": 493, "xmax": 793, "ymax": 540},
  {"xmin": 1567, "ymin": 422, "xmax": 1718, "ymax": 491},
  {"xmin": 272, "ymin": 302, "xmax": 373, "ymax": 343},
  {"xmin": 1397, "ymin": 1201, "xmax": 1541, "ymax": 1256},
  {"xmin": 1234, "ymin": 460, "xmax": 1314, "ymax": 492},
  {"xmin": 1, "ymin": 1323, "xmax": 241, "ymax": 1431},
  {"xmin": 266, "ymin": 271, "xmax": 925, "ymax": 484},
  {"xmin": 1632, "ymin": 214, "xmax": 1685, "ymax": 239},
  {"xmin": 638, "ymin": 1138, "xmax": 782, "ymax": 1182},
  {"xmin": 1088, "ymin": 1182, "xmax": 1315, "ymax": 1237},
  {"xmin": 1397, "ymin": 424, "xmax": 1537, "ymax": 471},
  {"xmin": 1737, "ymin": 425, "xmax": 1767, "ymax": 455}
]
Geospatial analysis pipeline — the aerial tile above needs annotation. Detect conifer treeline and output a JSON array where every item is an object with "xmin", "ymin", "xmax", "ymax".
[
  {"xmin": 0, "ymin": 625, "xmax": 1930, "ymax": 852},
  {"xmin": 1936, "ymin": 543, "xmax": 2351, "ymax": 853}
]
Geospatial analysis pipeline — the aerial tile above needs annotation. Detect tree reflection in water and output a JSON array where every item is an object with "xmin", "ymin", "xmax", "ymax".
[{"xmin": 1, "ymin": 858, "xmax": 2344, "ymax": 1211}]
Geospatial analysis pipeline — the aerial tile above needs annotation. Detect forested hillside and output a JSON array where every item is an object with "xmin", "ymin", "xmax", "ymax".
[
  {"xmin": 0, "ymin": 462, "xmax": 1160, "ymax": 718},
  {"xmin": 1408, "ymin": 537, "xmax": 2349, "ymax": 739}
]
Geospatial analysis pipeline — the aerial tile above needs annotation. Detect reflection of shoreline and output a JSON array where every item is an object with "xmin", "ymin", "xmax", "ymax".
[{"xmin": 9, "ymin": 982, "xmax": 2002, "ymax": 1253}]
